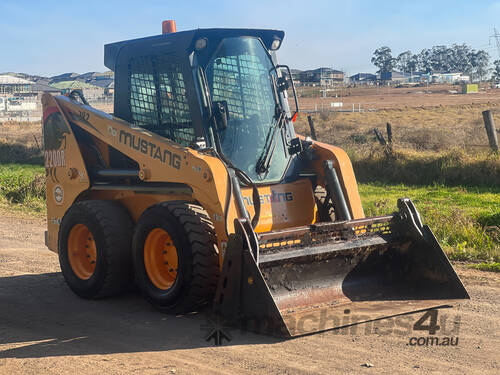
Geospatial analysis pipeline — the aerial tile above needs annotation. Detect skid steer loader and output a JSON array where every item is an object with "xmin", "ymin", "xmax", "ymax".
[{"xmin": 42, "ymin": 20, "xmax": 468, "ymax": 337}]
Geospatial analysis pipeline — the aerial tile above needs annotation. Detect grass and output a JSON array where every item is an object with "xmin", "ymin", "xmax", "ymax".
[
  {"xmin": 0, "ymin": 163, "xmax": 45, "ymax": 214},
  {"xmin": 294, "ymin": 102, "xmax": 498, "ymax": 152},
  {"xmin": 293, "ymin": 104, "xmax": 500, "ymax": 265},
  {"xmin": 468, "ymin": 262, "xmax": 500, "ymax": 272},
  {"xmin": 1, "ymin": 162, "xmax": 497, "ymax": 265},
  {"xmin": 358, "ymin": 183, "xmax": 500, "ymax": 263},
  {"xmin": 350, "ymin": 147, "xmax": 500, "ymax": 187}
]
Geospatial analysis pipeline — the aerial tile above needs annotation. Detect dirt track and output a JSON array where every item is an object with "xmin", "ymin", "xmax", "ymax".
[
  {"xmin": 0, "ymin": 213, "xmax": 498, "ymax": 374},
  {"xmin": 297, "ymin": 85, "xmax": 500, "ymax": 111}
]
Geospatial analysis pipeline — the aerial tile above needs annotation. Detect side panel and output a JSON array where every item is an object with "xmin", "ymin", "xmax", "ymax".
[
  {"xmin": 41, "ymin": 94, "xmax": 90, "ymax": 252},
  {"xmin": 241, "ymin": 179, "xmax": 316, "ymax": 233}
]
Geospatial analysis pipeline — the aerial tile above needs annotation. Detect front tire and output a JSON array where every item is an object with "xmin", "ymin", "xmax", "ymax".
[
  {"xmin": 132, "ymin": 201, "xmax": 220, "ymax": 313},
  {"xmin": 58, "ymin": 200, "xmax": 133, "ymax": 298}
]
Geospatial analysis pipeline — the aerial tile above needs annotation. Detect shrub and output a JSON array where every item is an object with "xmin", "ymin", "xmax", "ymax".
[
  {"xmin": 0, "ymin": 165, "xmax": 46, "ymax": 212},
  {"xmin": 349, "ymin": 134, "xmax": 368, "ymax": 144},
  {"xmin": 0, "ymin": 141, "xmax": 43, "ymax": 164}
]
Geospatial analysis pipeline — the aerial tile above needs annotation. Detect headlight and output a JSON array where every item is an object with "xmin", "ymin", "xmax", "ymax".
[{"xmin": 270, "ymin": 38, "xmax": 282, "ymax": 51}]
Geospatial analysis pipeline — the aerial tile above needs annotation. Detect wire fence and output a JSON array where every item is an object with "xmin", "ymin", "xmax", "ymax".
[{"xmin": 298, "ymin": 114, "xmax": 500, "ymax": 153}]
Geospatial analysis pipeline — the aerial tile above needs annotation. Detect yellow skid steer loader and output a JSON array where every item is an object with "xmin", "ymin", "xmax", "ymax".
[{"xmin": 42, "ymin": 20, "xmax": 468, "ymax": 337}]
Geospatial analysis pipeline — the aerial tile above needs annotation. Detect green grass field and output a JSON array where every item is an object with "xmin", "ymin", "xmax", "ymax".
[
  {"xmin": 1, "ymin": 163, "xmax": 498, "ymax": 267},
  {"xmin": 359, "ymin": 183, "xmax": 500, "ymax": 263}
]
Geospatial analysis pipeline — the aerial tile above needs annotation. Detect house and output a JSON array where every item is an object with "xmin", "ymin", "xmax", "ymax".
[
  {"xmin": 50, "ymin": 72, "xmax": 80, "ymax": 83},
  {"xmin": 431, "ymin": 72, "xmax": 469, "ymax": 83},
  {"xmin": 32, "ymin": 81, "xmax": 60, "ymax": 94},
  {"xmin": 349, "ymin": 73, "xmax": 377, "ymax": 83},
  {"xmin": 0, "ymin": 74, "xmax": 34, "ymax": 94},
  {"xmin": 290, "ymin": 69, "xmax": 303, "ymax": 84},
  {"xmin": 294, "ymin": 68, "xmax": 344, "ymax": 86},
  {"xmin": 90, "ymin": 77, "xmax": 115, "ymax": 95},
  {"xmin": 380, "ymin": 71, "xmax": 410, "ymax": 82},
  {"xmin": 77, "ymin": 71, "xmax": 114, "ymax": 82}
]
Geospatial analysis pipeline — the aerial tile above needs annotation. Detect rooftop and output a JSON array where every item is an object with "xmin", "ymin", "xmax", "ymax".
[{"xmin": 0, "ymin": 75, "xmax": 34, "ymax": 85}]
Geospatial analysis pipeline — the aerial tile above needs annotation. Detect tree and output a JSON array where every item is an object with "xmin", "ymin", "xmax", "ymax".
[
  {"xmin": 371, "ymin": 46, "xmax": 395, "ymax": 73},
  {"xmin": 429, "ymin": 45, "xmax": 452, "ymax": 72},
  {"xmin": 449, "ymin": 44, "xmax": 473, "ymax": 75},
  {"xmin": 373, "ymin": 43, "xmax": 489, "ymax": 81},
  {"xmin": 470, "ymin": 50, "xmax": 490, "ymax": 81},
  {"xmin": 492, "ymin": 60, "xmax": 500, "ymax": 81},
  {"xmin": 417, "ymin": 48, "xmax": 433, "ymax": 73},
  {"xmin": 396, "ymin": 51, "xmax": 413, "ymax": 73},
  {"xmin": 408, "ymin": 54, "xmax": 420, "ymax": 73}
]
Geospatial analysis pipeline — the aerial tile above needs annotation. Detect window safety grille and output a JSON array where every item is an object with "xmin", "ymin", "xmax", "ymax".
[
  {"xmin": 129, "ymin": 55, "xmax": 194, "ymax": 146},
  {"xmin": 207, "ymin": 54, "xmax": 275, "ymax": 123}
]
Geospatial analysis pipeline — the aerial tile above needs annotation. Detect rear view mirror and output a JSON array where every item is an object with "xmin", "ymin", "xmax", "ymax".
[
  {"xmin": 276, "ymin": 64, "xmax": 299, "ymax": 122},
  {"xmin": 213, "ymin": 100, "xmax": 229, "ymax": 131}
]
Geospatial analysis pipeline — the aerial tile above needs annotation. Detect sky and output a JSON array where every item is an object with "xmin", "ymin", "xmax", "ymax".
[{"xmin": 2, "ymin": 0, "xmax": 500, "ymax": 77}]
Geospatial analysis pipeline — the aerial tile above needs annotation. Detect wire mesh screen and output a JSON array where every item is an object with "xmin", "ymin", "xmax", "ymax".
[
  {"xmin": 129, "ymin": 56, "xmax": 159, "ymax": 127},
  {"xmin": 208, "ymin": 54, "xmax": 275, "ymax": 122},
  {"xmin": 129, "ymin": 55, "xmax": 195, "ymax": 146}
]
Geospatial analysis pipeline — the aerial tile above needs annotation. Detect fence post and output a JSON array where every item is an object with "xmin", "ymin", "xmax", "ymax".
[
  {"xmin": 373, "ymin": 128, "xmax": 387, "ymax": 146},
  {"xmin": 33, "ymin": 135, "xmax": 41, "ymax": 152},
  {"xmin": 386, "ymin": 122, "xmax": 393, "ymax": 143},
  {"xmin": 307, "ymin": 115, "xmax": 318, "ymax": 141},
  {"xmin": 482, "ymin": 110, "xmax": 499, "ymax": 152}
]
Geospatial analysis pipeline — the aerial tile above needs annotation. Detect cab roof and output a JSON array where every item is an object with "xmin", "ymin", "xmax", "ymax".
[{"xmin": 104, "ymin": 28, "xmax": 285, "ymax": 71}]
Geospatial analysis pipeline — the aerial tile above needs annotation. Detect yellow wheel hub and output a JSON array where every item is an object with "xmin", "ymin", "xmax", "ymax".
[
  {"xmin": 67, "ymin": 224, "xmax": 97, "ymax": 280},
  {"xmin": 144, "ymin": 228, "xmax": 179, "ymax": 290}
]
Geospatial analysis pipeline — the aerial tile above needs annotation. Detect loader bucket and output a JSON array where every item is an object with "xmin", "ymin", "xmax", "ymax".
[{"xmin": 214, "ymin": 198, "xmax": 469, "ymax": 337}]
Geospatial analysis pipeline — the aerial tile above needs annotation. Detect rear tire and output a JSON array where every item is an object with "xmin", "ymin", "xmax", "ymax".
[
  {"xmin": 58, "ymin": 200, "xmax": 133, "ymax": 298},
  {"xmin": 132, "ymin": 201, "xmax": 220, "ymax": 313},
  {"xmin": 314, "ymin": 185, "xmax": 336, "ymax": 222}
]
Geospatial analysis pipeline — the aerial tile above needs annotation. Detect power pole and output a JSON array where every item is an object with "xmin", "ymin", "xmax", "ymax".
[{"xmin": 490, "ymin": 27, "xmax": 500, "ymax": 59}]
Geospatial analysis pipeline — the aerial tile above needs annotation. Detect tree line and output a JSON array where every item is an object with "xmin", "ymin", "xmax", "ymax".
[{"xmin": 371, "ymin": 44, "xmax": 500, "ymax": 81}]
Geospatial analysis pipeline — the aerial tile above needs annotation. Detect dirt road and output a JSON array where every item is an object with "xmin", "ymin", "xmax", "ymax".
[
  {"xmin": 297, "ymin": 85, "xmax": 500, "ymax": 111},
  {"xmin": 0, "ymin": 213, "xmax": 498, "ymax": 374}
]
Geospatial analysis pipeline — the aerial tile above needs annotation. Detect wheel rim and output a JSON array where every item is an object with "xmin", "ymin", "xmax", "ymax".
[
  {"xmin": 67, "ymin": 224, "xmax": 97, "ymax": 280},
  {"xmin": 144, "ymin": 228, "xmax": 179, "ymax": 290}
]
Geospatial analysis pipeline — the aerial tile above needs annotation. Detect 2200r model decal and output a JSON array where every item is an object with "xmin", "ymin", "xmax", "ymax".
[
  {"xmin": 44, "ymin": 150, "xmax": 66, "ymax": 168},
  {"xmin": 119, "ymin": 130, "xmax": 182, "ymax": 169}
]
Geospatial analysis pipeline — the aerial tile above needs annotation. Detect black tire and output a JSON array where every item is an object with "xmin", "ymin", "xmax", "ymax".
[
  {"xmin": 58, "ymin": 200, "xmax": 133, "ymax": 299},
  {"xmin": 314, "ymin": 185, "xmax": 336, "ymax": 222},
  {"xmin": 132, "ymin": 201, "xmax": 220, "ymax": 313}
]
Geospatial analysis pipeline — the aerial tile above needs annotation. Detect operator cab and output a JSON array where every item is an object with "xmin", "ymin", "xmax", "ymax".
[{"xmin": 105, "ymin": 21, "xmax": 299, "ymax": 184}]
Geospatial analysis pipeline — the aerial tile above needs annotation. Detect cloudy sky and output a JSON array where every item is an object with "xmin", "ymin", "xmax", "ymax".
[{"xmin": 1, "ymin": 0, "xmax": 500, "ymax": 76}]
